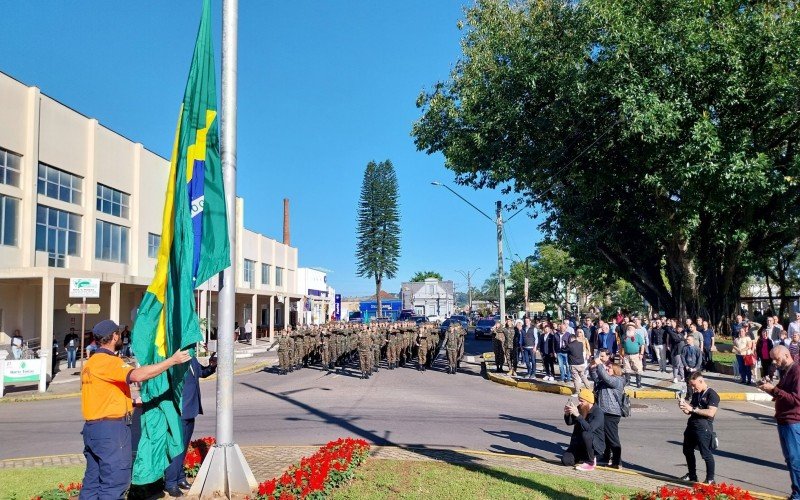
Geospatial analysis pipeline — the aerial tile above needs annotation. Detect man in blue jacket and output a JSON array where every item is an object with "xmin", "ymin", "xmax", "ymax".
[{"xmin": 164, "ymin": 353, "xmax": 217, "ymax": 497}]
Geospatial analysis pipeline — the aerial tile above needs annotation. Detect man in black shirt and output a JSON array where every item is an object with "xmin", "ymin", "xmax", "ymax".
[
  {"xmin": 650, "ymin": 319, "xmax": 667, "ymax": 372},
  {"xmin": 678, "ymin": 372, "xmax": 719, "ymax": 484}
]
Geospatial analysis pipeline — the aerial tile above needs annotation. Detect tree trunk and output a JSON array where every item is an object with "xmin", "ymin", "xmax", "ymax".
[{"xmin": 375, "ymin": 277, "xmax": 382, "ymax": 319}]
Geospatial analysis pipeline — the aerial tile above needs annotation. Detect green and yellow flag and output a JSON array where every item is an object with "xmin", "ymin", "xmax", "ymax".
[{"xmin": 131, "ymin": 0, "xmax": 229, "ymax": 485}]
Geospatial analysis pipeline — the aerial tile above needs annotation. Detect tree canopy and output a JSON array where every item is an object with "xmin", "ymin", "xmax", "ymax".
[
  {"xmin": 413, "ymin": 0, "xmax": 800, "ymax": 325},
  {"xmin": 410, "ymin": 271, "xmax": 444, "ymax": 282},
  {"xmin": 356, "ymin": 160, "xmax": 401, "ymax": 315}
]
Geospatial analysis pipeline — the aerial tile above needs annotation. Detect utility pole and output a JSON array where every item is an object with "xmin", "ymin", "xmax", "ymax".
[{"xmin": 496, "ymin": 201, "xmax": 506, "ymax": 321}]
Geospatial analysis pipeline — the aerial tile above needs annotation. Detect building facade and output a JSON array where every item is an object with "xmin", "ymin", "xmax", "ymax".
[
  {"xmin": 400, "ymin": 279, "xmax": 455, "ymax": 319},
  {"xmin": 0, "ymin": 71, "xmax": 304, "ymax": 377},
  {"xmin": 295, "ymin": 267, "xmax": 335, "ymax": 325}
]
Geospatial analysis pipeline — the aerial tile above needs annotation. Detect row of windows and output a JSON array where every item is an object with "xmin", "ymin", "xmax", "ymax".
[{"xmin": 245, "ymin": 260, "xmax": 285, "ymax": 287}]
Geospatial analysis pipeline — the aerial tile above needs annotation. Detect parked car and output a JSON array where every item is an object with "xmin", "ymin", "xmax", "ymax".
[
  {"xmin": 412, "ymin": 315, "xmax": 429, "ymax": 325},
  {"xmin": 474, "ymin": 318, "xmax": 498, "ymax": 339},
  {"xmin": 440, "ymin": 315, "xmax": 469, "ymax": 333},
  {"xmin": 398, "ymin": 309, "xmax": 415, "ymax": 321}
]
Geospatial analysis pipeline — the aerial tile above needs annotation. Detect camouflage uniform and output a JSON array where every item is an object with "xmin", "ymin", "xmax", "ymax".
[
  {"xmin": 357, "ymin": 328, "xmax": 373, "ymax": 379},
  {"xmin": 492, "ymin": 324, "xmax": 506, "ymax": 372},
  {"xmin": 277, "ymin": 331, "xmax": 292, "ymax": 375},
  {"xmin": 446, "ymin": 324, "xmax": 459, "ymax": 374},
  {"xmin": 416, "ymin": 327, "xmax": 428, "ymax": 371}
]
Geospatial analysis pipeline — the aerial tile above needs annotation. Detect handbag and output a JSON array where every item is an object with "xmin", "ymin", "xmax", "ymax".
[
  {"xmin": 612, "ymin": 387, "xmax": 632, "ymax": 418},
  {"xmin": 744, "ymin": 354, "xmax": 756, "ymax": 367}
]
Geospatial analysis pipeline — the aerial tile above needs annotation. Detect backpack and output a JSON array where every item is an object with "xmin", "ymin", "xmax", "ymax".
[{"xmin": 613, "ymin": 388, "xmax": 632, "ymax": 417}]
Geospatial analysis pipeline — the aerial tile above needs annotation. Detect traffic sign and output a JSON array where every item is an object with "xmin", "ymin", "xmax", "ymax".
[
  {"xmin": 526, "ymin": 302, "xmax": 546, "ymax": 313},
  {"xmin": 69, "ymin": 278, "xmax": 100, "ymax": 298},
  {"xmin": 66, "ymin": 303, "xmax": 101, "ymax": 314}
]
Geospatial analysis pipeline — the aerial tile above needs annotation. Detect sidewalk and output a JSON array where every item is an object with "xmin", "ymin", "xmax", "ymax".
[
  {"xmin": 0, "ymin": 339, "xmax": 277, "ymax": 403},
  {"xmin": 482, "ymin": 352, "xmax": 773, "ymax": 401},
  {"xmin": 0, "ymin": 445, "xmax": 781, "ymax": 500}
]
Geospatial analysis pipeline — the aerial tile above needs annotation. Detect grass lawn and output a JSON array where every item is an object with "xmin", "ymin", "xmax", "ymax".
[
  {"xmin": 0, "ymin": 465, "xmax": 84, "ymax": 499},
  {"xmin": 332, "ymin": 459, "xmax": 639, "ymax": 500},
  {"xmin": 714, "ymin": 351, "xmax": 736, "ymax": 366}
]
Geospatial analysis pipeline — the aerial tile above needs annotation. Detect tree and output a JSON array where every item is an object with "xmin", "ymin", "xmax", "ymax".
[
  {"xmin": 410, "ymin": 271, "xmax": 444, "ymax": 282},
  {"xmin": 413, "ymin": 0, "xmax": 800, "ymax": 327},
  {"xmin": 356, "ymin": 160, "xmax": 401, "ymax": 317}
]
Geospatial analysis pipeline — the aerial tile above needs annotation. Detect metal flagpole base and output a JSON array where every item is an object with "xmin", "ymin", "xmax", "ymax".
[{"xmin": 189, "ymin": 443, "xmax": 257, "ymax": 498}]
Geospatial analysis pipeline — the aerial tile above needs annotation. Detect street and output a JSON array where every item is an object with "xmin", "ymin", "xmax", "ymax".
[{"xmin": 0, "ymin": 336, "xmax": 789, "ymax": 496}]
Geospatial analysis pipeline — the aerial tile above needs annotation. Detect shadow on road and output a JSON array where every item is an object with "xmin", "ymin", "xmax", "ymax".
[{"xmin": 665, "ymin": 439, "xmax": 784, "ymax": 469}]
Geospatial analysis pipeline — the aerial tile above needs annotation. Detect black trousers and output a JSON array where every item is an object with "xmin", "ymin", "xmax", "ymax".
[
  {"xmin": 492, "ymin": 339, "xmax": 505, "ymax": 370},
  {"xmin": 683, "ymin": 425, "xmax": 715, "ymax": 482},
  {"xmin": 542, "ymin": 354, "xmax": 556, "ymax": 377},
  {"xmin": 760, "ymin": 358, "xmax": 774, "ymax": 379},
  {"xmin": 601, "ymin": 413, "xmax": 622, "ymax": 466},
  {"xmin": 562, "ymin": 429, "xmax": 598, "ymax": 466}
]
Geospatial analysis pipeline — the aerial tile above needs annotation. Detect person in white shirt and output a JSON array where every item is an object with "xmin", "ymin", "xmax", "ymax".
[
  {"xmin": 244, "ymin": 319, "xmax": 253, "ymax": 342},
  {"xmin": 788, "ymin": 312, "xmax": 800, "ymax": 338},
  {"xmin": 10, "ymin": 330, "xmax": 23, "ymax": 360}
]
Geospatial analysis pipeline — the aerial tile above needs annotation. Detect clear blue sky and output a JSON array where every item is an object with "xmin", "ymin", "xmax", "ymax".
[{"xmin": 2, "ymin": 0, "xmax": 542, "ymax": 297}]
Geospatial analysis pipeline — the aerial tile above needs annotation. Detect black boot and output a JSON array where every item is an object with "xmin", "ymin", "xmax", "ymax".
[{"xmin": 636, "ymin": 374, "xmax": 642, "ymax": 388}]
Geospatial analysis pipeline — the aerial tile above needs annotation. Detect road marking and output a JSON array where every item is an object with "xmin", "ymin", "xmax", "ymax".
[{"xmin": 748, "ymin": 401, "xmax": 774, "ymax": 410}]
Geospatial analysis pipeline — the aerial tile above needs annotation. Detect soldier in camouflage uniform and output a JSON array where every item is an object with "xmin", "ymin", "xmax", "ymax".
[
  {"xmin": 416, "ymin": 325, "xmax": 428, "ymax": 371},
  {"xmin": 502, "ymin": 318, "xmax": 517, "ymax": 376},
  {"xmin": 492, "ymin": 321, "xmax": 506, "ymax": 372},
  {"xmin": 387, "ymin": 328, "xmax": 398, "ymax": 369},
  {"xmin": 321, "ymin": 327, "xmax": 332, "ymax": 370},
  {"xmin": 427, "ymin": 324, "xmax": 440, "ymax": 368},
  {"xmin": 371, "ymin": 325, "xmax": 383, "ymax": 373},
  {"xmin": 456, "ymin": 321, "xmax": 466, "ymax": 370},
  {"xmin": 357, "ymin": 327, "xmax": 373, "ymax": 379},
  {"xmin": 277, "ymin": 329, "xmax": 293, "ymax": 375},
  {"xmin": 446, "ymin": 322, "xmax": 459, "ymax": 374}
]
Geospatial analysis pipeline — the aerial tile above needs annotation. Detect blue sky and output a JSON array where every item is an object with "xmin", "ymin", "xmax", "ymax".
[{"xmin": 2, "ymin": 1, "xmax": 542, "ymax": 297}]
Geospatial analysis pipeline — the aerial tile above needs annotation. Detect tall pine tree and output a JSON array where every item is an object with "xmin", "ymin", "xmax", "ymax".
[{"xmin": 356, "ymin": 160, "xmax": 400, "ymax": 318}]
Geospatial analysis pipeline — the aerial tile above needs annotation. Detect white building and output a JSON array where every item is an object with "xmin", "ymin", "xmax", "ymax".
[
  {"xmin": 400, "ymin": 279, "xmax": 455, "ymax": 319},
  {"xmin": 295, "ymin": 268, "xmax": 335, "ymax": 325},
  {"xmin": 0, "ymin": 70, "xmax": 304, "ymax": 377}
]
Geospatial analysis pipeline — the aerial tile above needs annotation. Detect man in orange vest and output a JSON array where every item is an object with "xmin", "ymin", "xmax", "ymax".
[{"xmin": 80, "ymin": 319, "xmax": 191, "ymax": 499}]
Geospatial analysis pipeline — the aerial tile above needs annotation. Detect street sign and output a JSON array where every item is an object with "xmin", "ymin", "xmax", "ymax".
[
  {"xmin": 526, "ymin": 301, "xmax": 546, "ymax": 313},
  {"xmin": 69, "ymin": 278, "xmax": 100, "ymax": 298},
  {"xmin": 66, "ymin": 303, "xmax": 101, "ymax": 314}
]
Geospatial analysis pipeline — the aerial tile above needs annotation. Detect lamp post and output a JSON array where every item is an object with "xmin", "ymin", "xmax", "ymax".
[
  {"xmin": 432, "ymin": 181, "xmax": 526, "ymax": 321},
  {"xmin": 456, "ymin": 267, "xmax": 480, "ymax": 314}
]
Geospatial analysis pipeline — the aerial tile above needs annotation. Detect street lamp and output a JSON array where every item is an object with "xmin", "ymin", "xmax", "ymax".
[
  {"xmin": 456, "ymin": 267, "xmax": 480, "ymax": 314},
  {"xmin": 432, "ymin": 181, "xmax": 526, "ymax": 321}
]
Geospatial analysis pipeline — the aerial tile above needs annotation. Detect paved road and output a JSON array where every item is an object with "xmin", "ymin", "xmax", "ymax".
[{"xmin": 0, "ymin": 336, "xmax": 789, "ymax": 496}]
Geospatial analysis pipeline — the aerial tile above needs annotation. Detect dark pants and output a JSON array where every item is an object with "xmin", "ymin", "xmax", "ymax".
[
  {"xmin": 165, "ymin": 418, "xmax": 195, "ymax": 489},
  {"xmin": 760, "ymin": 359, "xmax": 774, "ymax": 380},
  {"xmin": 703, "ymin": 347, "xmax": 713, "ymax": 371},
  {"xmin": 80, "ymin": 420, "xmax": 132, "ymax": 500},
  {"xmin": 542, "ymin": 354, "xmax": 555, "ymax": 377},
  {"xmin": 601, "ymin": 413, "xmax": 622, "ymax": 466},
  {"xmin": 683, "ymin": 425, "xmax": 715, "ymax": 482},
  {"xmin": 492, "ymin": 339, "xmax": 505, "ymax": 371},
  {"xmin": 736, "ymin": 355, "xmax": 752, "ymax": 384},
  {"xmin": 563, "ymin": 427, "xmax": 601, "ymax": 465}
]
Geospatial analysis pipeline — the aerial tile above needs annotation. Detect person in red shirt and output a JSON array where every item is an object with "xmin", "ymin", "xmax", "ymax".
[{"xmin": 759, "ymin": 345, "xmax": 800, "ymax": 499}]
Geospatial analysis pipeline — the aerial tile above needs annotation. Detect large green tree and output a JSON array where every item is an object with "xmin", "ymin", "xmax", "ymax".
[
  {"xmin": 410, "ymin": 270, "xmax": 444, "ymax": 282},
  {"xmin": 356, "ymin": 160, "xmax": 401, "ymax": 316},
  {"xmin": 413, "ymin": 0, "xmax": 800, "ymax": 326}
]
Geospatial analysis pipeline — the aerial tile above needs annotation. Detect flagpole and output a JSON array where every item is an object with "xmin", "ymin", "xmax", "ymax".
[{"xmin": 190, "ymin": 0, "xmax": 256, "ymax": 496}]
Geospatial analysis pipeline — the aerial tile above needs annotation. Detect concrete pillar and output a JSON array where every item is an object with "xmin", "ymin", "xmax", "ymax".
[
  {"xmin": 41, "ymin": 276, "xmax": 54, "ymax": 378},
  {"xmin": 199, "ymin": 289, "xmax": 209, "ymax": 320},
  {"xmin": 284, "ymin": 298, "xmax": 290, "ymax": 329},
  {"xmin": 269, "ymin": 295, "xmax": 275, "ymax": 343},
  {"xmin": 109, "ymin": 282, "xmax": 120, "ymax": 325},
  {"xmin": 251, "ymin": 294, "xmax": 258, "ymax": 347}
]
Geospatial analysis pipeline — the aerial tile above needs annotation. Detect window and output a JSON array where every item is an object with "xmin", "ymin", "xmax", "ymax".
[
  {"xmin": 147, "ymin": 233, "xmax": 160, "ymax": 258},
  {"xmin": 276, "ymin": 267, "xmax": 284, "ymax": 287},
  {"xmin": 96, "ymin": 184, "xmax": 130, "ymax": 219},
  {"xmin": 0, "ymin": 195, "xmax": 19, "ymax": 246},
  {"xmin": 37, "ymin": 163, "xmax": 83, "ymax": 204},
  {"xmin": 0, "ymin": 148, "xmax": 21, "ymax": 187},
  {"xmin": 95, "ymin": 219, "xmax": 129, "ymax": 263},
  {"xmin": 36, "ymin": 205, "xmax": 81, "ymax": 267},
  {"xmin": 261, "ymin": 263, "xmax": 271, "ymax": 284},
  {"xmin": 243, "ymin": 259, "xmax": 255, "ymax": 284}
]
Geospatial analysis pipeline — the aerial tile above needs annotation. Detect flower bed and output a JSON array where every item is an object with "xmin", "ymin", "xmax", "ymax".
[
  {"xmin": 31, "ymin": 482, "xmax": 82, "ymax": 500},
  {"xmin": 630, "ymin": 483, "xmax": 754, "ymax": 499},
  {"xmin": 250, "ymin": 438, "xmax": 371, "ymax": 500},
  {"xmin": 184, "ymin": 436, "xmax": 216, "ymax": 477}
]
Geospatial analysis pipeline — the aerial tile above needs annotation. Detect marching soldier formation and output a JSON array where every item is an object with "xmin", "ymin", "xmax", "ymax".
[{"xmin": 275, "ymin": 320, "xmax": 465, "ymax": 378}]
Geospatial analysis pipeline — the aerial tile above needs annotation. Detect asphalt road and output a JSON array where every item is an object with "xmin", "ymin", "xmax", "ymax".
[{"xmin": 0, "ymin": 336, "xmax": 790, "ymax": 496}]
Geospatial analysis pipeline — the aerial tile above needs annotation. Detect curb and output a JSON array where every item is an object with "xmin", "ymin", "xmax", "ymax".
[
  {"xmin": 481, "ymin": 354, "xmax": 773, "ymax": 401},
  {"xmin": 0, "ymin": 359, "xmax": 275, "ymax": 403}
]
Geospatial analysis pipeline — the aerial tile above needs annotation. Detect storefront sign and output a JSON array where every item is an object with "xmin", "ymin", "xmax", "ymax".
[
  {"xmin": 69, "ymin": 278, "xmax": 100, "ymax": 298},
  {"xmin": 334, "ymin": 294, "xmax": 341, "ymax": 320},
  {"xmin": 0, "ymin": 358, "xmax": 47, "ymax": 397}
]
